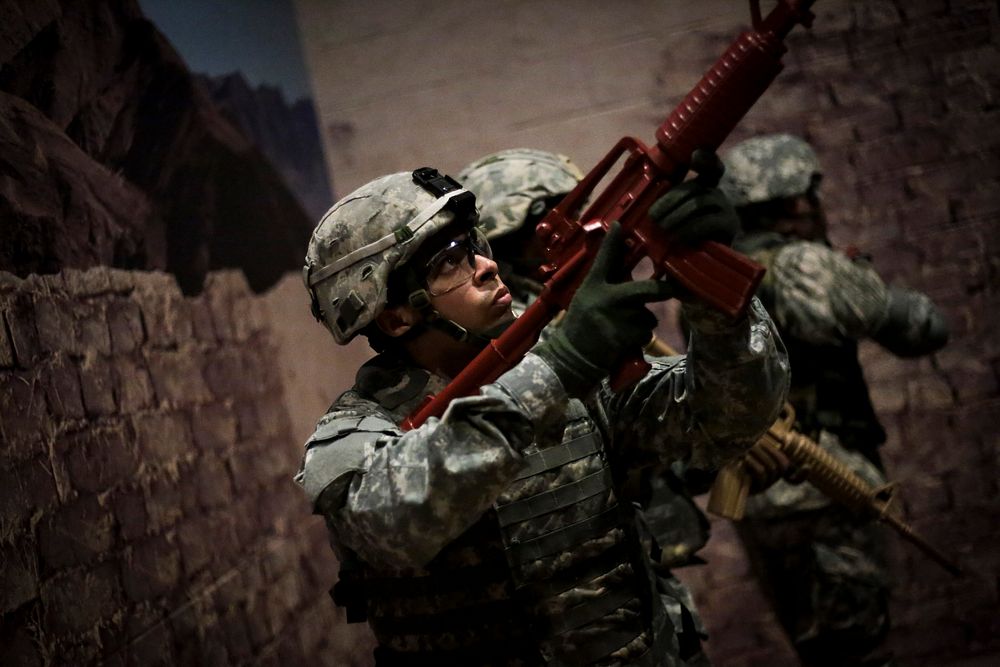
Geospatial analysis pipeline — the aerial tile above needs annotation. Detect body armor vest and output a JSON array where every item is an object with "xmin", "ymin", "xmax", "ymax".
[{"xmin": 330, "ymin": 360, "xmax": 675, "ymax": 666}]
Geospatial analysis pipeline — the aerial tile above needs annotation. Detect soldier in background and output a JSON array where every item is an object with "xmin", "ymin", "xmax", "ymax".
[
  {"xmin": 720, "ymin": 134, "xmax": 950, "ymax": 667},
  {"xmin": 296, "ymin": 165, "xmax": 788, "ymax": 665},
  {"xmin": 459, "ymin": 149, "xmax": 715, "ymax": 666}
]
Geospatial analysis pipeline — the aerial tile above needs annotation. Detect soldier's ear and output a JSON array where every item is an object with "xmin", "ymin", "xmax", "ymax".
[{"xmin": 375, "ymin": 304, "xmax": 420, "ymax": 338}]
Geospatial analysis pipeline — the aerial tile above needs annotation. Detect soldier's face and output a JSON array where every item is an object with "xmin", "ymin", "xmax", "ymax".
[
  {"xmin": 425, "ymin": 234, "xmax": 515, "ymax": 335},
  {"xmin": 769, "ymin": 191, "xmax": 827, "ymax": 241}
]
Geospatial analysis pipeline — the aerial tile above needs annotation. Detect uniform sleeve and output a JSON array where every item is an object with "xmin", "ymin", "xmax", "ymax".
[
  {"xmin": 871, "ymin": 286, "xmax": 949, "ymax": 357},
  {"xmin": 299, "ymin": 356, "xmax": 569, "ymax": 570},
  {"xmin": 768, "ymin": 241, "xmax": 890, "ymax": 345},
  {"xmin": 594, "ymin": 296, "xmax": 789, "ymax": 470},
  {"xmin": 769, "ymin": 241, "xmax": 948, "ymax": 355}
]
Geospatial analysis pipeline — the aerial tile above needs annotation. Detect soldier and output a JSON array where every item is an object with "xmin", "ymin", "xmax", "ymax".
[
  {"xmin": 719, "ymin": 134, "xmax": 950, "ymax": 667},
  {"xmin": 296, "ymin": 166, "xmax": 789, "ymax": 665},
  {"xmin": 458, "ymin": 148, "xmax": 714, "ymax": 666}
]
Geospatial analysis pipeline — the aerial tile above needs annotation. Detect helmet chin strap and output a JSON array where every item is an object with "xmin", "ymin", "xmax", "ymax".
[{"xmin": 405, "ymin": 287, "xmax": 503, "ymax": 348}]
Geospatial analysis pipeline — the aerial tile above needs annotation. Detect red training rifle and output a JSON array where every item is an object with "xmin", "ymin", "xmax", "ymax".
[{"xmin": 403, "ymin": 0, "xmax": 818, "ymax": 430}]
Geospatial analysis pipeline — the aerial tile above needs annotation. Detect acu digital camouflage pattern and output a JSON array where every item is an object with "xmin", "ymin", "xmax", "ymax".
[
  {"xmin": 304, "ymin": 172, "xmax": 467, "ymax": 344},
  {"xmin": 458, "ymin": 148, "xmax": 584, "ymax": 239},
  {"xmin": 735, "ymin": 224, "xmax": 948, "ymax": 667},
  {"xmin": 296, "ymin": 298, "xmax": 788, "ymax": 665},
  {"xmin": 719, "ymin": 134, "xmax": 821, "ymax": 207},
  {"xmin": 761, "ymin": 240, "xmax": 892, "ymax": 347},
  {"xmin": 750, "ymin": 236, "xmax": 949, "ymax": 359}
]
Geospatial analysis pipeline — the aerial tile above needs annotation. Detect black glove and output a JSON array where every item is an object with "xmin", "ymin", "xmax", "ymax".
[
  {"xmin": 534, "ymin": 222, "xmax": 673, "ymax": 397},
  {"xmin": 648, "ymin": 155, "xmax": 739, "ymax": 248}
]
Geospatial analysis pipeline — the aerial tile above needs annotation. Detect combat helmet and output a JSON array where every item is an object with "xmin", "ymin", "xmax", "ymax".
[
  {"xmin": 719, "ymin": 134, "xmax": 822, "ymax": 207},
  {"xmin": 458, "ymin": 148, "xmax": 584, "ymax": 239},
  {"xmin": 303, "ymin": 168, "xmax": 477, "ymax": 344}
]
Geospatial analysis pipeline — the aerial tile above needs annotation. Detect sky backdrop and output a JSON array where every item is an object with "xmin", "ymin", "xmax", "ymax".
[{"xmin": 138, "ymin": 0, "xmax": 312, "ymax": 101}]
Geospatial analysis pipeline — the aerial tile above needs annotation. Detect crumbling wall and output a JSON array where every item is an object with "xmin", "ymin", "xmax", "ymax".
[{"xmin": 0, "ymin": 268, "xmax": 372, "ymax": 665}]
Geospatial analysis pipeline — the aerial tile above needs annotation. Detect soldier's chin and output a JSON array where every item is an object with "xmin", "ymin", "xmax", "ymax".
[{"xmin": 480, "ymin": 314, "xmax": 516, "ymax": 340}]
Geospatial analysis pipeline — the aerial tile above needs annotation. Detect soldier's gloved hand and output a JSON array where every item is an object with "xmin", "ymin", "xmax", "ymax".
[
  {"xmin": 533, "ymin": 222, "xmax": 673, "ymax": 397},
  {"xmin": 743, "ymin": 439, "xmax": 799, "ymax": 493},
  {"xmin": 648, "ymin": 158, "xmax": 740, "ymax": 249}
]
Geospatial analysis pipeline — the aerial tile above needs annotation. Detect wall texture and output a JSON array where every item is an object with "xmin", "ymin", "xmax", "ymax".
[
  {"xmin": 296, "ymin": 0, "xmax": 1000, "ymax": 665},
  {"xmin": 0, "ymin": 268, "xmax": 372, "ymax": 665}
]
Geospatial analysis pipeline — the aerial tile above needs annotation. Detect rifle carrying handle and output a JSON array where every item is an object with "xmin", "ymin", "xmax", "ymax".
[{"xmin": 664, "ymin": 241, "xmax": 765, "ymax": 320}]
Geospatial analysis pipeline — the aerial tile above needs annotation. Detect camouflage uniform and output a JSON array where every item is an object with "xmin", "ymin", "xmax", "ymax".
[
  {"xmin": 459, "ymin": 149, "xmax": 714, "ymax": 666},
  {"xmin": 297, "ymin": 169, "xmax": 790, "ymax": 666},
  {"xmin": 721, "ymin": 135, "xmax": 949, "ymax": 667}
]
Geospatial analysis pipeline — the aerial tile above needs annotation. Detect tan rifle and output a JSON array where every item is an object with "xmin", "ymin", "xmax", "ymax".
[{"xmin": 646, "ymin": 336, "xmax": 963, "ymax": 577}]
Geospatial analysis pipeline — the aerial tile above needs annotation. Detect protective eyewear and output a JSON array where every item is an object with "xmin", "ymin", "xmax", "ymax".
[{"xmin": 424, "ymin": 227, "xmax": 494, "ymax": 296}]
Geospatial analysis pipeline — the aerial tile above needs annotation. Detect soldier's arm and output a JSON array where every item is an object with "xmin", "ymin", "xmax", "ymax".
[
  {"xmin": 769, "ymin": 241, "xmax": 948, "ymax": 354},
  {"xmin": 596, "ymin": 296, "xmax": 789, "ymax": 471},
  {"xmin": 296, "ymin": 355, "xmax": 569, "ymax": 570}
]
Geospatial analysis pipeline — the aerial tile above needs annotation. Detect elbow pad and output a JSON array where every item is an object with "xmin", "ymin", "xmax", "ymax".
[{"xmin": 872, "ymin": 286, "xmax": 949, "ymax": 357}]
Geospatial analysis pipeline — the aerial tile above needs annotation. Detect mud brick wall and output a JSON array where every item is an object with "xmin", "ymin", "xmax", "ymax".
[{"xmin": 0, "ymin": 268, "xmax": 372, "ymax": 666}]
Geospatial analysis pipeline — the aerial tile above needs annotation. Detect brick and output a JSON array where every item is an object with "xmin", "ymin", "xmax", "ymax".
[
  {"xmin": 34, "ymin": 295, "xmax": 80, "ymax": 355},
  {"xmin": 195, "ymin": 622, "xmax": 230, "ymax": 666},
  {"xmin": 260, "ymin": 537, "xmax": 300, "ymax": 583},
  {"xmin": 258, "ymin": 481, "xmax": 304, "ymax": 538},
  {"xmin": 41, "ymin": 354, "xmax": 85, "ymax": 419},
  {"xmin": 38, "ymin": 494, "xmax": 115, "ymax": 573},
  {"xmin": 219, "ymin": 610, "xmax": 254, "ymax": 662},
  {"xmin": 132, "ymin": 411, "xmax": 192, "ymax": 464},
  {"xmin": 122, "ymin": 534, "xmax": 181, "ymax": 602},
  {"xmin": 0, "ymin": 311, "xmax": 15, "ymax": 368},
  {"xmin": 0, "ymin": 370, "xmax": 51, "ymax": 454},
  {"xmin": 252, "ymin": 438, "xmax": 294, "ymax": 485},
  {"xmin": 0, "ymin": 456, "xmax": 59, "ymax": 533},
  {"xmin": 177, "ymin": 514, "xmax": 217, "ymax": 577},
  {"xmin": 188, "ymin": 297, "xmax": 218, "ymax": 343},
  {"xmin": 74, "ymin": 302, "xmax": 112, "ymax": 356},
  {"xmin": 113, "ymin": 356, "xmax": 156, "ymax": 412},
  {"xmin": 0, "ymin": 294, "xmax": 43, "ymax": 368},
  {"xmin": 212, "ymin": 568, "xmax": 247, "ymax": 615},
  {"xmin": 190, "ymin": 404, "xmax": 237, "ymax": 452},
  {"xmin": 79, "ymin": 354, "xmax": 117, "ymax": 416},
  {"xmin": 41, "ymin": 562, "xmax": 121, "ymax": 636},
  {"xmin": 203, "ymin": 348, "xmax": 255, "ymax": 399},
  {"xmin": 0, "ymin": 538, "xmax": 39, "ymax": 615},
  {"xmin": 63, "ymin": 426, "xmax": 138, "ymax": 494},
  {"xmin": 202, "ymin": 272, "xmax": 251, "ymax": 341},
  {"xmin": 95, "ymin": 615, "xmax": 130, "ymax": 664},
  {"xmin": 274, "ymin": 631, "xmax": 305, "ymax": 665},
  {"xmin": 229, "ymin": 496, "xmax": 259, "ymax": 549},
  {"xmin": 61, "ymin": 268, "xmax": 113, "ymax": 298},
  {"xmin": 139, "ymin": 291, "xmax": 194, "ymax": 349},
  {"xmin": 122, "ymin": 608, "xmax": 175, "ymax": 666},
  {"xmin": 145, "ymin": 349, "xmax": 211, "ymax": 405},
  {"xmin": 193, "ymin": 456, "xmax": 234, "ymax": 509},
  {"xmin": 113, "ymin": 487, "xmax": 149, "ymax": 541},
  {"xmin": 143, "ymin": 476, "xmax": 185, "ymax": 532},
  {"xmin": 235, "ymin": 402, "xmax": 261, "ymax": 441},
  {"xmin": 255, "ymin": 395, "xmax": 292, "ymax": 441},
  {"xmin": 107, "ymin": 299, "xmax": 145, "ymax": 354}
]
